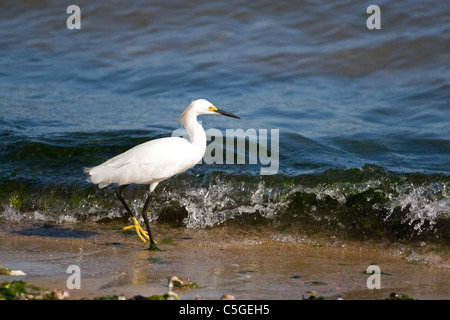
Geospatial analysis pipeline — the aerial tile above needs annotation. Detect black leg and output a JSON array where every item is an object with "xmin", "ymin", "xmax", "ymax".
[
  {"xmin": 115, "ymin": 184, "xmax": 134, "ymax": 218},
  {"xmin": 141, "ymin": 192, "xmax": 156, "ymax": 247},
  {"xmin": 116, "ymin": 184, "xmax": 159, "ymax": 250}
]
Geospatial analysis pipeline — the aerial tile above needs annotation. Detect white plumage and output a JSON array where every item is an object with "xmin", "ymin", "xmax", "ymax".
[
  {"xmin": 84, "ymin": 99, "xmax": 240, "ymax": 248},
  {"xmin": 86, "ymin": 136, "xmax": 201, "ymax": 189}
]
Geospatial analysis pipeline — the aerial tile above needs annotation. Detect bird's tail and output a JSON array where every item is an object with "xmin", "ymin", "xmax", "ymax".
[
  {"xmin": 84, "ymin": 166, "xmax": 113, "ymax": 188},
  {"xmin": 84, "ymin": 167, "xmax": 94, "ymax": 183}
]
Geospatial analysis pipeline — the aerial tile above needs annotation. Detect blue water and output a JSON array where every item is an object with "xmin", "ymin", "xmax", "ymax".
[{"xmin": 1, "ymin": 1, "xmax": 449, "ymax": 242}]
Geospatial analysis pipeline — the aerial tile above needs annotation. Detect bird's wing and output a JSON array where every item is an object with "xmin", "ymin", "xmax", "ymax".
[{"xmin": 86, "ymin": 137, "xmax": 201, "ymax": 187}]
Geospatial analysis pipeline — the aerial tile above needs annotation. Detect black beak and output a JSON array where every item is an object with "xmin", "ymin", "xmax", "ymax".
[{"xmin": 215, "ymin": 108, "xmax": 241, "ymax": 119}]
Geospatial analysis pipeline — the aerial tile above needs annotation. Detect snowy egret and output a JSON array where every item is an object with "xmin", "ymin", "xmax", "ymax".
[{"xmin": 85, "ymin": 99, "xmax": 240, "ymax": 249}]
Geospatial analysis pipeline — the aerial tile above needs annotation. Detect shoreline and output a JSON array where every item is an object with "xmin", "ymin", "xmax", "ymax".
[{"xmin": 1, "ymin": 220, "xmax": 449, "ymax": 300}]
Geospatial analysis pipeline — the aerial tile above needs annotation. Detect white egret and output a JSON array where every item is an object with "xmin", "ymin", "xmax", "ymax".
[{"xmin": 85, "ymin": 99, "xmax": 240, "ymax": 249}]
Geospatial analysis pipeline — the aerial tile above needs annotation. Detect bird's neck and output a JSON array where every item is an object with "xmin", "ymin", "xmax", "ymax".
[{"xmin": 183, "ymin": 115, "xmax": 207, "ymax": 150}]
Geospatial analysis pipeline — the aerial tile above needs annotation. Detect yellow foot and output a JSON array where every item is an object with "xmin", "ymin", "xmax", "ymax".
[{"xmin": 123, "ymin": 217, "xmax": 149, "ymax": 243}]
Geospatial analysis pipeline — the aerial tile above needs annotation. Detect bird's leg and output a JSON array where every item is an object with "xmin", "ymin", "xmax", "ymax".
[
  {"xmin": 116, "ymin": 185, "xmax": 149, "ymax": 243},
  {"xmin": 140, "ymin": 192, "xmax": 159, "ymax": 251}
]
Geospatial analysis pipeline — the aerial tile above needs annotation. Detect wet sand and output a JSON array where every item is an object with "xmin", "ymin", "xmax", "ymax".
[{"xmin": 0, "ymin": 220, "xmax": 449, "ymax": 300}]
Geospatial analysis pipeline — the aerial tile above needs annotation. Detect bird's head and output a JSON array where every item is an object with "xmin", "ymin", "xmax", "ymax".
[{"xmin": 189, "ymin": 99, "xmax": 241, "ymax": 119}]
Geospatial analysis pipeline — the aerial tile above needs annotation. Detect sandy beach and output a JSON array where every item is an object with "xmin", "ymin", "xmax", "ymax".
[{"xmin": 1, "ymin": 220, "xmax": 449, "ymax": 300}]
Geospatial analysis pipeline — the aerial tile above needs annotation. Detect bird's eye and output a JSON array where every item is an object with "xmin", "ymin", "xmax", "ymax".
[{"xmin": 208, "ymin": 106, "xmax": 216, "ymax": 111}]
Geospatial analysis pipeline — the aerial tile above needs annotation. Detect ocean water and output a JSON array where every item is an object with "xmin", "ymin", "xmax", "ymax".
[{"xmin": 0, "ymin": 0, "xmax": 449, "ymax": 243}]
